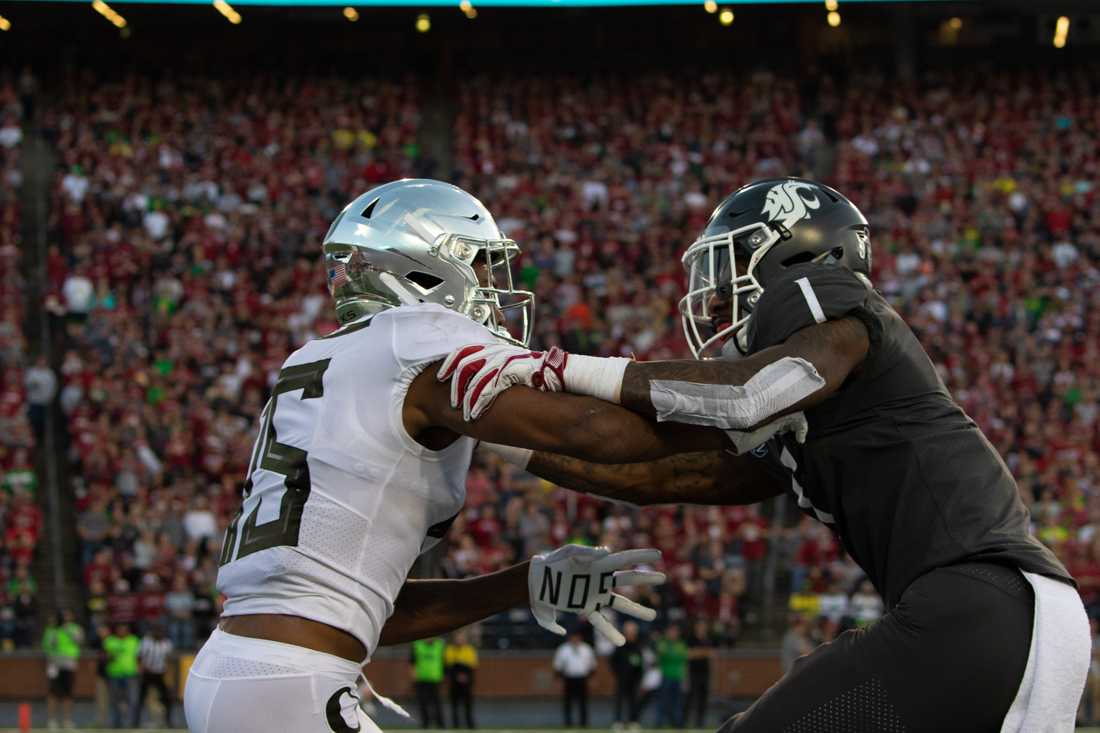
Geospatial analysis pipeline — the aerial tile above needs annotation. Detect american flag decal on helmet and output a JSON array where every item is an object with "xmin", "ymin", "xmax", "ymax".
[{"xmin": 328, "ymin": 261, "xmax": 349, "ymax": 290}]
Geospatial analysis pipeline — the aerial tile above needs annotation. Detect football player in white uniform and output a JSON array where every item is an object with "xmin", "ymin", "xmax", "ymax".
[{"xmin": 183, "ymin": 179, "xmax": 726, "ymax": 733}]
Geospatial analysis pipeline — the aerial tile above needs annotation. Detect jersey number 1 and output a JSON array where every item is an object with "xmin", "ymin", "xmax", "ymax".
[{"xmin": 219, "ymin": 358, "xmax": 332, "ymax": 566}]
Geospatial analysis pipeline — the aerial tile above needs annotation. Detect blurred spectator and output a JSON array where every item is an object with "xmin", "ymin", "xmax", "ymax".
[
  {"xmin": 42, "ymin": 609, "xmax": 83, "ymax": 731},
  {"xmin": 780, "ymin": 614, "xmax": 812, "ymax": 674},
  {"xmin": 10, "ymin": 575, "xmax": 36, "ymax": 649},
  {"xmin": 411, "ymin": 637, "xmax": 446, "ymax": 729},
  {"xmin": 610, "ymin": 621, "xmax": 644, "ymax": 729},
  {"xmin": 103, "ymin": 623, "xmax": 141, "ymax": 729},
  {"xmin": 24, "ymin": 355, "xmax": 56, "ymax": 438},
  {"xmin": 789, "ymin": 570, "xmax": 824, "ymax": 622},
  {"xmin": 165, "ymin": 574, "xmax": 196, "ymax": 650},
  {"xmin": 655, "ymin": 625, "xmax": 687, "ymax": 728},
  {"xmin": 636, "ymin": 644, "xmax": 662, "ymax": 725},
  {"xmin": 850, "ymin": 580, "xmax": 884, "ymax": 627},
  {"xmin": 553, "ymin": 630, "xmax": 596, "ymax": 728},
  {"xmin": 86, "ymin": 579, "xmax": 108, "ymax": 635},
  {"xmin": 136, "ymin": 623, "xmax": 175, "ymax": 729},
  {"xmin": 2, "ymin": 448, "xmax": 35, "ymax": 496},
  {"xmin": 445, "ymin": 627, "xmax": 478, "ymax": 729},
  {"xmin": 818, "ymin": 580, "xmax": 849, "ymax": 625},
  {"xmin": 684, "ymin": 619, "xmax": 715, "ymax": 728},
  {"xmin": 0, "ymin": 604, "xmax": 15, "ymax": 651}
]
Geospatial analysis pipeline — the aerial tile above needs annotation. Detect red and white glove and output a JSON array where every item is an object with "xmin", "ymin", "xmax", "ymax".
[{"xmin": 436, "ymin": 343, "xmax": 569, "ymax": 421}]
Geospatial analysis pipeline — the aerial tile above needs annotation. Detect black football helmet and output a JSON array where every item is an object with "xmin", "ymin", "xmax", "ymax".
[{"xmin": 679, "ymin": 177, "xmax": 871, "ymax": 357}]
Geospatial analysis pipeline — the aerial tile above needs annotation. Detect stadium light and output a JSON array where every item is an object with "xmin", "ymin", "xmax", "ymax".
[
  {"xmin": 824, "ymin": 0, "xmax": 837, "ymax": 11},
  {"xmin": 718, "ymin": 7, "xmax": 733, "ymax": 25},
  {"xmin": 459, "ymin": 0, "xmax": 476, "ymax": 18},
  {"xmin": 827, "ymin": 10, "xmax": 840, "ymax": 26},
  {"xmin": 92, "ymin": 0, "xmax": 127, "ymax": 28},
  {"xmin": 703, "ymin": 0, "xmax": 717, "ymax": 13},
  {"xmin": 415, "ymin": 12, "xmax": 430, "ymax": 31},
  {"xmin": 1053, "ymin": 16, "xmax": 1069, "ymax": 48},
  {"xmin": 213, "ymin": 0, "xmax": 242, "ymax": 23},
  {"xmin": 343, "ymin": 5, "xmax": 358, "ymax": 19},
  {"xmin": 0, "ymin": 15, "xmax": 10, "ymax": 30}
]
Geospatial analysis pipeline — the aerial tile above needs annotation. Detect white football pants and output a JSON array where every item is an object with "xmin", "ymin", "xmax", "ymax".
[{"xmin": 184, "ymin": 629, "xmax": 382, "ymax": 733}]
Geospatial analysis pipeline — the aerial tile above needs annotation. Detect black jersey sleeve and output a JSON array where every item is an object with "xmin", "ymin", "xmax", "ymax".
[{"xmin": 746, "ymin": 263, "xmax": 877, "ymax": 351}]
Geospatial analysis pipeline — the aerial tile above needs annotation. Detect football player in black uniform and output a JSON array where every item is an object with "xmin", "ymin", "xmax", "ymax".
[{"xmin": 438, "ymin": 178, "xmax": 1089, "ymax": 732}]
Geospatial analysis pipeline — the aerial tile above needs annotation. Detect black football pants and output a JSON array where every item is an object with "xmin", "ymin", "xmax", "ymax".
[{"xmin": 720, "ymin": 562, "xmax": 1035, "ymax": 733}]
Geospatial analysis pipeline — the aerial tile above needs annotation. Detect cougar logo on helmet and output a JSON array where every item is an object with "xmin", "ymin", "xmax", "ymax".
[{"xmin": 761, "ymin": 180, "xmax": 821, "ymax": 230}]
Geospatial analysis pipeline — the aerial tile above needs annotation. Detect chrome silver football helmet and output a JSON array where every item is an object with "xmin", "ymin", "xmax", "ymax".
[{"xmin": 322, "ymin": 179, "xmax": 534, "ymax": 345}]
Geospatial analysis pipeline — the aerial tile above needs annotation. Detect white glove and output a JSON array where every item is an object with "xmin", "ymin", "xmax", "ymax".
[
  {"xmin": 529, "ymin": 545, "xmax": 665, "ymax": 647},
  {"xmin": 724, "ymin": 412, "xmax": 809, "ymax": 455},
  {"xmin": 437, "ymin": 343, "xmax": 566, "ymax": 421}
]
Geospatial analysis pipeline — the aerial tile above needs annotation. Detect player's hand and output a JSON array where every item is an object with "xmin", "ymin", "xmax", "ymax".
[
  {"xmin": 528, "ymin": 544, "xmax": 665, "ymax": 647},
  {"xmin": 437, "ymin": 343, "xmax": 569, "ymax": 421},
  {"xmin": 724, "ymin": 412, "xmax": 808, "ymax": 455}
]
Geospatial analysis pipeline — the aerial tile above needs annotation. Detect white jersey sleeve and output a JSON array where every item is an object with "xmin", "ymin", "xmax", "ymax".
[{"xmin": 216, "ymin": 304, "xmax": 504, "ymax": 660}]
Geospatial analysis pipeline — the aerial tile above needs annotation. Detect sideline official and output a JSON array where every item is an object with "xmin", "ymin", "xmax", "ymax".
[{"xmin": 553, "ymin": 630, "xmax": 596, "ymax": 727}]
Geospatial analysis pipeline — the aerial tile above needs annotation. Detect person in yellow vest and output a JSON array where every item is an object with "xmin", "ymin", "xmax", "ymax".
[
  {"xmin": 103, "ymin": 623, "xmax": 141, "ymax": 729},
  {"xmin": 411, "ymin": 637, "xmax": 446, "ymax": 728},
  {"xmin": 42, "ymin": 609, "xmax": 83, "ymax": 731},
  {"xmin": 445, "ymin": 628, "xmax": 478, "ymax": 729}
]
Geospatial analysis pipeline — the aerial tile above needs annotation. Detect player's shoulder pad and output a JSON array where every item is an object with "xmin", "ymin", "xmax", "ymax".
[
  {"xmin": 747, "ymin": 262, "xmax": 873, "ymax": 352},
  {"xmin": 379, "ymin": 302, "xmax": 506, "ymax": 366}
]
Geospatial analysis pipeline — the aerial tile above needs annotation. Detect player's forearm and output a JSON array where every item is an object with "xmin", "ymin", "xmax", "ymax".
[
  {"xmin": 525, "ymin": 450, "xmax": 784, "ymax": 506},
  {"xmin": 526, "ymin": 451, "xmax": 725, "ymax": 506},
  {"xmin": 617, "ymin": 318, "xmax": 870, "ymax": 424},
  {"xmin": 619, "ymin": 358, "xmax": 764, "ymax": 418},
  {"xmin": 378, "ymin": 563, "xmax": 530, "ymax": 646},
  {"xmin": 455, "ymin": 385, "xmax": 726, "ymax": 464},
  {"xmin": 560, "ymin": 398, "xmax": 727, "ymax": 463},
  {"xmin": 415, "ymin": 368, "xmax": 723, "ymax": 464}
]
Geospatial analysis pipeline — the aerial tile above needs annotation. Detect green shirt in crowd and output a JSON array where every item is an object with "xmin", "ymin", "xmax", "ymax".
[
  {"xmin": 42, "ymin": 623, "xmax": 83, "ymax": 667},
  {"xmin": 412, "ymin": 638, "xmax": 446, "ymax": 683},
  {"xmin": 656, "ymin": 638, "xmax": 689, "ymax": 682},
  {"xmin": 103, "ymin": 633, "xmax": 141, "ymax": 679}
]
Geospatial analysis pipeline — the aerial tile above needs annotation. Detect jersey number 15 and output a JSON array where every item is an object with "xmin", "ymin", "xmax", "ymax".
[{"xmin": 219, "ymin": 358, "xmax": 332, "ymax": 567}]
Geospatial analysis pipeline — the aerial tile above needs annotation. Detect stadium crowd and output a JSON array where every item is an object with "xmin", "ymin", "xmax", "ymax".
[
  {"xmin": 0, "ymin": 68, "xmax": 42, "ymax": 652},
  {"xmin": 38, "ymin": 71, "xmax": 424, "ymax": 650},
  {"xmin": 4, "ymin": 65, "xmax": 1097, "ymax": 657}
]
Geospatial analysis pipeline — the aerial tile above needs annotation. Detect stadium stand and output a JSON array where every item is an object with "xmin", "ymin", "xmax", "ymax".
[
  {"xmin": 21, "ymin": 62, "xmax": 1100, "ymax": 652},
  {"xmin": 0, "ymin": 68, "xmax": 42, "ymax": 651},
  {"xmin": 43, "ymin": 72, "xmax": 425, "ymax": 650}
]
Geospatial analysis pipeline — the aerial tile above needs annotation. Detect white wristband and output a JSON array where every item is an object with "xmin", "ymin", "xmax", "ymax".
[
  {"xmin": 562, "ymin": 354, "xmax": 631, "ymax": 404},
  {"xmin": 479, "ymin": 441, "xmax": 533, "ymax": 470}
]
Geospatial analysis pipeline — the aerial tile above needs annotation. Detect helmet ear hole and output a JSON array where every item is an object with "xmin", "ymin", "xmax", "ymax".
[
  {"xmin": 780, "ymin": 251, "xmax": 817, "ymax": 268},
  {"xmin": 406, "ymin": 271, "xmax": 444, "ymax": 290}
]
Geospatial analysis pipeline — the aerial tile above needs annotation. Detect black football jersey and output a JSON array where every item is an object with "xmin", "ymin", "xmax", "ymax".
[{"xmin": 741, "ymin": 262, "xmax": 1072, "ymax": 609}]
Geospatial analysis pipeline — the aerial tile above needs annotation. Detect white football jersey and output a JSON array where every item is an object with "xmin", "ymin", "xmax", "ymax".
[{"xmin": 216, "ymin": 303, "xmax": 501, "ymax": 661}]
